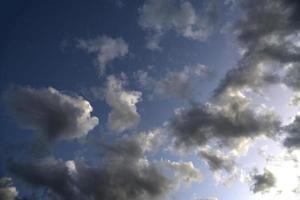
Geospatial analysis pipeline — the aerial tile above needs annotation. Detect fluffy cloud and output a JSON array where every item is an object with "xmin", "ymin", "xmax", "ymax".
[
  {"xmin": 163, "ymin": 160, "xmax": 202, "ymax": 184},
  {"xmin": 138, "ymin": 0, "xmax": 219, "ymax": 49},
  {"xmin": 8, "ymin": 136, "xmax": 173, "ymax": 200},
  {"xmin": 169, "ymin": 92, "xmax": 280, "ymax": 150},
  {"xmin": 250, "ymin": 169, "xmax": 276, "ymax": 193},
  {"xmin": 105, "ymin": 75, "xmax": 142, "ymax": 133},
  {"xmin": 136, "ymin": 64, "xmax": 210, "ymax": 101},
  {"xmin": 77, "ymin": 36, "xmax": 128, "ymax": 74},
  {"xmin": 214, "ymin": 0, "xmax": 300, "ymax": 97},
  {"xmin": 0, "ymin": 177, "xmax": 19, "ymax": 200},
  {"xmin": 3, "ymin": 86, "xmax": 99, "ymax": 141}
]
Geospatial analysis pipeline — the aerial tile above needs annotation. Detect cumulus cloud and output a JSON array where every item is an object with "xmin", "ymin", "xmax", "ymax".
[
  {"xmin": 0, "ymin": 177, "xmax": 19, "ymax": 200},
  {"xmin": 138, "ymin": 0, "xmax": 219, "ymax": 49},
  {"xmin": 8, "ymin": 136, "xmax": 173, "ymax": 200},
  {"xmin": 105, "ymin": 75, "xmax": 142, "ymax": 133},
  {"xmin": 214, "ymin": 0, "xmax": 300, "ymax": 97},
  {"xmin": 163, "ymin": 160, "xmax": 202, "ymax": 184},
  {"xmin": 136, "ymin": 64, "xmax": 211, "ymax": 101},
  {"xmin": 3, "ymin": 86, "xmax": 99, "ymax": 141},
  {"xmin": 250, "ymin": 169, "xmax": 276, "ymax": 193},
  {"xmin": 169, "ymin": 92, "xmax": 280, "ymax": 151},
  {"xmin": 77, "ymin": 36, "xmax": 128, "ymax": 74}
]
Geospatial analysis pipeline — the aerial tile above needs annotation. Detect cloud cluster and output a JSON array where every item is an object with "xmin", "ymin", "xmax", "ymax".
[
  {"xmin": 136, "ymin": 64, "xmax": 210, "ymax": 101},
  {"xmin": 8, "ymin": 136, "xmax": 173, "ymax": 200},
  {"xmin": 3, "ymin": 86, "xmax": 99, "ymax": 141},
  {"xmin": 214, "ymin": 0, "xmax": 300, "ymax": 96},
  {"xmin": 169, "ymin": 92, "xmax": 280, "ymax": 151},
  {"xmin": 250, "ymin": 169, "xmax": 276, "ymax": 193},
  {"xmin": 138, "ymin": 0, "xmax": 219, "ymax": 49},
  {"xmin": 78, "ymin": 36, "xmax": 129, "ymax": 74},
  {"xmin": 105, "ymin": 75, "xmax": 142, "ymax": 133},
  {"xmin": 0, "ymin": 177, "xmax": 19, "ymax": 200}
]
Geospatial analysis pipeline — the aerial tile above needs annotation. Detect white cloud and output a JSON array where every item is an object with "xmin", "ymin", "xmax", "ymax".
[
  {"xmin": 105, "ymin": 75, "xmax": 142, "ymax": 132},
  {"xmin": 77, "ymin": 36, "xmax": 128, "ymax": 74}
]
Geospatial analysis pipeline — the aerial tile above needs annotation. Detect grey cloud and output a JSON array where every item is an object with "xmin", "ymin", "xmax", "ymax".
[
  {"xmin": 283, "ymin": 115, "xmax": 300, "ymax": 148},
  {"xmin": 250, "ymin": 170, "xmax": 276, "ymax": 193},
  {"xmin": 3, "ymin": 86, "xmax": 99, "ymax": 141},
  {"xmin": 198, "ymin": 148, "xmax": 236, "ymax": 174},
  {"xmin": 169, "ymin": 94, "xmax": 280, "ymax": 150},
  {"xmin": 214, "ymin": 0, "xmax": 300, "ymax": 96},
  {"xmin": 136, "ymin": 64, "xmax": 211, "ymax": 101},
  {"xmin": 138, "ymin": 0, "xmax": 219, "ymax": 49},
  {"xmin": 0, "ymin": 177, "xmax": 19, "ymax": 200},
  {"xmin": 77, "ymin": 36, "xmax": 128, "ymax": 74},
  {"xmin": 284, "ymin": 63, "xmax": 300, "ymax": 91},
  {"xmin": 105, "ymin": 75, "xmax": 142, "ymax": 133},
  {"xmin": 8, "ymin": 136, "xmax": 173, "ymax": 200}
]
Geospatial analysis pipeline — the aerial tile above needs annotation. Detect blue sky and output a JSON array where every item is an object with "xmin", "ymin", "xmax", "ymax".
[{"xmin": 1, "ymin": 0, "xmax": 300, "ymax": 200}]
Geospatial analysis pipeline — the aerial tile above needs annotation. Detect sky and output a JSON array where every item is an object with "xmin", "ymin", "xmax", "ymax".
[{"xmin": 1, "ymin": 0, "xmax": 300, "ymax": 200}]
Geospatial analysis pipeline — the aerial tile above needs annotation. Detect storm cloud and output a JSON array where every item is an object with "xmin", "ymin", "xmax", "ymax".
[{"xmin": 3, "ymin": 86, "xmax": 99, "ymax": 141}]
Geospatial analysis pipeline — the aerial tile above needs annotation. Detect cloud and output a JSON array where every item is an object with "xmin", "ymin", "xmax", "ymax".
[
  {"xmin": 3, "ymin": 86, "xmax": 99, "ymax": 141},
  {"xmin": 8, "ymin": 136, "xmax": 173, "ymax": 200},
  {"xmin": 136, "ymin": 64, "xmax": 211, "ymax": 101},
  {"xmin": 250, "ymin": 169, "xmax": 276, "ymax": 193},
  {"xmin": 163, "ymin": 160, "xmax": 202, "ymax": 184},
  {"xmin": 198, "ymin": 148, "xmax": 236, "ymax": 174},
  {"xmin": 77, "ymin": 36, "xmax": 128, "ymax": 74},
  {"xmin": 214, "ymin": 0, "xmax": 300, "ymax": 97},
  {"xmin": 169, "ymin": 92, "xmax": 280, "ymax": 151},
  {"xmin": 283, "ymin": 115, "xmax": 300, "ymax": 148},
  {"xmin": 105, "ymin": 75, "xmax": 142, "ymax": 133},
  {"xmin": 138, "ymin": 0, "xmax": 219, "ymax": 49},
  {"xmin": 0, "ymin": 177, "xmax": 19, "ymax": 200}
]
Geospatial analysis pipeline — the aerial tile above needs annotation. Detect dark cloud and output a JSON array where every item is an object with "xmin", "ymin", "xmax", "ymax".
[
  {"xmin": 284, "ymin": 63, "xmax": 300, "ymax": 91},
  {"xmin": 169, "ymin": 94, "xmax": 280, "ymax": 150},
  {"xmin": 8, "ymin": 137, "xmax": 172, "ymax": 200},
  {"xmin": 2, "ymin": 86, "xmax": 99, "ymax": 141},
  {"xmin": 214, "ymin": 0, "xmax": 300, "ymax": 96},
  {"xmin": 283, "ymin": 115, "xmax": 300, "ymax": 148},
  {"xmin": 251, "ymin": 170, "xmax": 276, "ymax": 193},
  {"xmin": 198, "ymin": 148, "xmax": 236, "ymax": 173}
]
